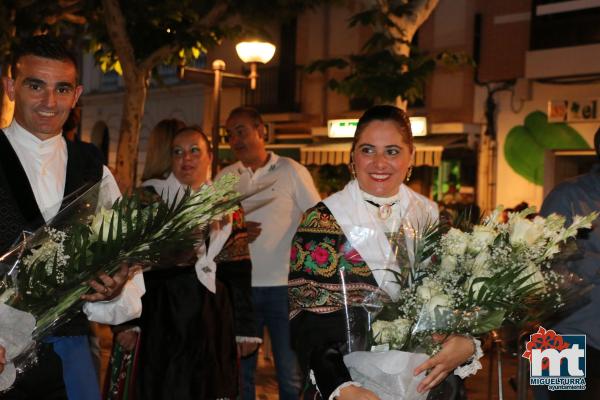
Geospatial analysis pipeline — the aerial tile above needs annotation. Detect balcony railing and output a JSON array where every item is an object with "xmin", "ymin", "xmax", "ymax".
[
  {"xmin": 243, "ymin": 65, "xmax": 303, "ymax": 114},
  {"xmin": 530, "ymin": 0, "xmax": 600, "ymax": 50}
]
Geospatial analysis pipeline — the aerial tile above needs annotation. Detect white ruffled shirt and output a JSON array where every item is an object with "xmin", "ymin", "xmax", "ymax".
[{"xmin": 3, "ymin": 121, "xmax": 144, "ymax": 325}]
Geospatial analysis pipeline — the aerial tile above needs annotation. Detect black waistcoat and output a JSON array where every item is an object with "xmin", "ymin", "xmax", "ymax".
[{"xmin": 0, "ymin": 130, "xmax": 105, "ymax": 335}]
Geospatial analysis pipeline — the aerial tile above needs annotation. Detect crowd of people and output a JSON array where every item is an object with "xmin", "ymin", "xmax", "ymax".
[{"xmin": 0, "ymin": 34, "xmax": 599, "ymax": 400}]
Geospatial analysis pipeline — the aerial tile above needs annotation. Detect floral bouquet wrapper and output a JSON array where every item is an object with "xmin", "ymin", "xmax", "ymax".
[
  {"xmin": 0, "ymin": 174, "xmax": 241, "ymax": 390},
  {"xmin": 343, "ymin": 350, "xmax": 429, "ymax": 400}
]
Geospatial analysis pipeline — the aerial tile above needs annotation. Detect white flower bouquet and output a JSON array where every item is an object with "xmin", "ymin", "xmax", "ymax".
[
  {"xmin": 0, "ymin": 174, "xmax": 241, "ymax": 390},
  {"xmin": 343, "ymin": 207, "xmax": 597, "ymax": 398}
]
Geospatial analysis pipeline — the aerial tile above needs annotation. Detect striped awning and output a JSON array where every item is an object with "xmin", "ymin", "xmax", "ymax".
[{"xmin": 300, "ymin": 142, "xmax": 445, "ymax": 167}]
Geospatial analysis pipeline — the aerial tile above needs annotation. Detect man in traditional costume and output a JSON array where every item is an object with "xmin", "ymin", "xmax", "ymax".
[{"xmin": 0, "ymin": 35, "xmax": 144, "ymax": 400}]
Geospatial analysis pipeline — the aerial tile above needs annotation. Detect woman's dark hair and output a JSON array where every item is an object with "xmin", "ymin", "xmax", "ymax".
[
  {"xmin": 351, "ymin": 105, "xmax": 414, "ymax": 155},
  {"xmin": 173, "ymin": 125, "xmax": 212, "ymax": 153},
  {"xmin": 142, "ymin": 118, "xmax": 186, "ymax": 181}
]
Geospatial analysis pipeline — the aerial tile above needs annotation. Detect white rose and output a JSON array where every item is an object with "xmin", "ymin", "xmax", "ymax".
[
  {"xmin": 440, "ymin": 255, "xmax": 457, "ymax": 272},
  {"xmin": 467, "ymin": 226, "xmax": 497, "ymax": 254},
  {"xmin": 416, "ymin": 278, "xmax": 442, "ymax": 301},
  {"xmin": 510, "ymin": 217, "xmax": 544, "ymax": 247},
  {"xmin": 416, "ymin": 285, "xmax": 433, "ymax": 301},
  {"xmin": 90, "ymin": 208, "xmax": 127, "ymax": 242},
  {"xmin": 427, "ymin": 294, "xmax": 450, "ymax": 318},
  {"xmin": 390, "ymin": 318, "xmax": 412, "ymax": 347},
  {"xmin": 372, "ymin": 320, "xmax": 394, "ymax": 344},
  {"xmin": 372, "ymin": 318, "xmax": 411, "ymax": 348},
  {"xmin": 443, "ymin": 228, "xmax": 469, "ymax": 256}
]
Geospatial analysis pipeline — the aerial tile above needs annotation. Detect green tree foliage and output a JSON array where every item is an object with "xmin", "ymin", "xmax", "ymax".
[
  {"xmin": 80, "ymin": 0, "xmax": 331, "ymax": 190},
  {"xmin": 0, "ymin": 1, "xmax": 85, "ymax": 66},
  {"xmin": 307, "ymin": 0, "xmax": 469, "ymax": 106}
]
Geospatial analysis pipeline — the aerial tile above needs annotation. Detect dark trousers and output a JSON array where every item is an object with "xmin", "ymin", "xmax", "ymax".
[{"xmin": 0, "ymin": 343, "xmax": 67, "ymax": 400}]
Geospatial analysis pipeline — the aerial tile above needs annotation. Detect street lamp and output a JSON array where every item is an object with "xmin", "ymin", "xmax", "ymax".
[
  {"xmin": 235, "ymin": 41, "xmax": 276, "ymax": 89},
  {"xmin": 179, "ymin": 40, "xmax": 276, "ymax": 177}
]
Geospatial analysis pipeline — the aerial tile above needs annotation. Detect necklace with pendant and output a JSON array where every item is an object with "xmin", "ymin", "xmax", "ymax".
[{"xmin": 365, "ymin": 199, "xmax": 397, "ymax": 219}]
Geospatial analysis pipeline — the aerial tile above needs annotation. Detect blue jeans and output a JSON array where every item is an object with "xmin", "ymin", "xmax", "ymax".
[{"xmin": 241, "ymin": 286, "xmax": 302, "ymax": 400}]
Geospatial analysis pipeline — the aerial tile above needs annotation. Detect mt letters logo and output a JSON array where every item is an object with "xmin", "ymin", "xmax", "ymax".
[{"xmin": 522, "ymin": 326, "xmax": 586, "ymax": 391}]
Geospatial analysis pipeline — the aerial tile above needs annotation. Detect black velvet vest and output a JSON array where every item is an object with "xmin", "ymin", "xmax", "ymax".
[{"xmin": 0, "ymin": 130, "xmax": 105, "ymax": 335}]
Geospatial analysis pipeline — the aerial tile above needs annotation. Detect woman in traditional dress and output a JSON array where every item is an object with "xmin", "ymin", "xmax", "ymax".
[
  {"xmin": 108, "ymin": 126, "xmax": 259, "ymax": 400},
  {"xmin": 288, "ymin": 105, "xmax": 480, "ymax": 400}
]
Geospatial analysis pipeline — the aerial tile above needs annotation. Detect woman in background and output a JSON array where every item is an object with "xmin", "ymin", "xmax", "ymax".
[
  {"xmin": 141, "ymin": 118, "xmax": 186, "ymax": 181},
  {"xmin": 108, "ymin": 126, "xmax": 258, "ymax": 400}
]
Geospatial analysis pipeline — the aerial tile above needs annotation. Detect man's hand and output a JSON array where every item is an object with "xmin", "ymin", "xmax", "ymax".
[
  {"xmin": 245, "ymin": 221, "xmax": 262, "ymax": 243},
  {"xmin": 237, "ymin": 341, "xmax": 259, "ymax": 358},
  {"xmin": 337, "ymin": 385, "xmax": 380, "ymax": 400},
  {"xmin": 0, "ymin": 345, "xmax": 6, "ymax": 374},
  {"xmin": 81, "ymin": 264, "xmax": 129, "ymax": 302},
  {"xmin": 115, "ymin": 329, "xmax": 139, "ymax": 353}
]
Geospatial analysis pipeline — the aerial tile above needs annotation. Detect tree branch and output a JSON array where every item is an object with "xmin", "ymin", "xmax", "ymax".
[
  {"xmin": 101, "ymin": 0, "xmax": 138, "ymax": 77},
  {"xmin": 139, "ymin": 3, "xmax": 230, "ymax": 74},
  {"xmin": 385, "ymin": 0, "xmax": 439, "ymax": 56},
  {"xmin": 140, "ymin": 43, "xmax": 178, "ymax": 72},
  {"xmin": 197, "ymin": 2, "xmax": 230, "ymax": 28}
]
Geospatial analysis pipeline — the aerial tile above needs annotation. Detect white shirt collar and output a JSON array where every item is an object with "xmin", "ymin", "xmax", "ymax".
[
  {"xmin": 142, "ymin": 172, "xmax": 186, "ymax": 204},
  {"xmin": 3, "ymin": 120, "xmax": 68, "ymax": 223},
  {"xmin": 5, "ymin": 120, "xmax": 65, "ymax": 153},
  {"xmin": 237, "ymin": 151, "xmax": 279, "ymax": 176}
]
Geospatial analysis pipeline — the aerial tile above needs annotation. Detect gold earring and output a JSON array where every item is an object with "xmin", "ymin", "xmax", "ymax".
[{"xmin": 405, "ymin": 166, "xmax": 413, "ymax": 182}]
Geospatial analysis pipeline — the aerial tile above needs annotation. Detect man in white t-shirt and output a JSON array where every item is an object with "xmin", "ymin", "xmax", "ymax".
[{"xmin": 218, "ymin": 107, "xmax": 320, "ymax": 400}]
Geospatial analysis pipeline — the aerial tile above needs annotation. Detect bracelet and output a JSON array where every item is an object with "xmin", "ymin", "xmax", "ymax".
[{"xmin": 454, "ymin": 336, "xmax": 483, "ymax": 379}]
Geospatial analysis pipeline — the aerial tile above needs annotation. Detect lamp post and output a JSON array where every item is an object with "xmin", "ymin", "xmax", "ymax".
[{"xmin": 179, "ymin": 41, "xmax": 276, "ymax": 177}]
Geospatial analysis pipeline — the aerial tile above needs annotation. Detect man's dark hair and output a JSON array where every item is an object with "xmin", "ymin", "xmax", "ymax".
[
  {"xmin": 11, "ymin": 35, "xmax": 78, "ymax": 78},
  {"xmin": 227, "ymin": 106, "xmax": 264, "ymax": 127}
]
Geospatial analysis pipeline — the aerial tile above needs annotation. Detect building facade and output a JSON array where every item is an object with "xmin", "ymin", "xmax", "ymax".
[{"xmin": 79, "ymin": 0, "xmax": 600, "ymax": 208}]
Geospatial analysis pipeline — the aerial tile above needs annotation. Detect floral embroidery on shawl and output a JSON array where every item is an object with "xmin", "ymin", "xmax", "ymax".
[
  {"xmin": 214, "ymin": 208, "xmax": 251, "ymax": 263},
  {"xmin": 289, "ymin": 203, "xmax": 384, "ymax": 318}
]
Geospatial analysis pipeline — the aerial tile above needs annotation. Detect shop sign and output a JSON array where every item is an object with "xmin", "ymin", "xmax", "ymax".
[
  {"xmin": 548, "ymin": 98, "xmax": 598, "ymax": 122},
  {"xmin": 327, "ymin": 117, "xmax": 428, "ymax": 138}
]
